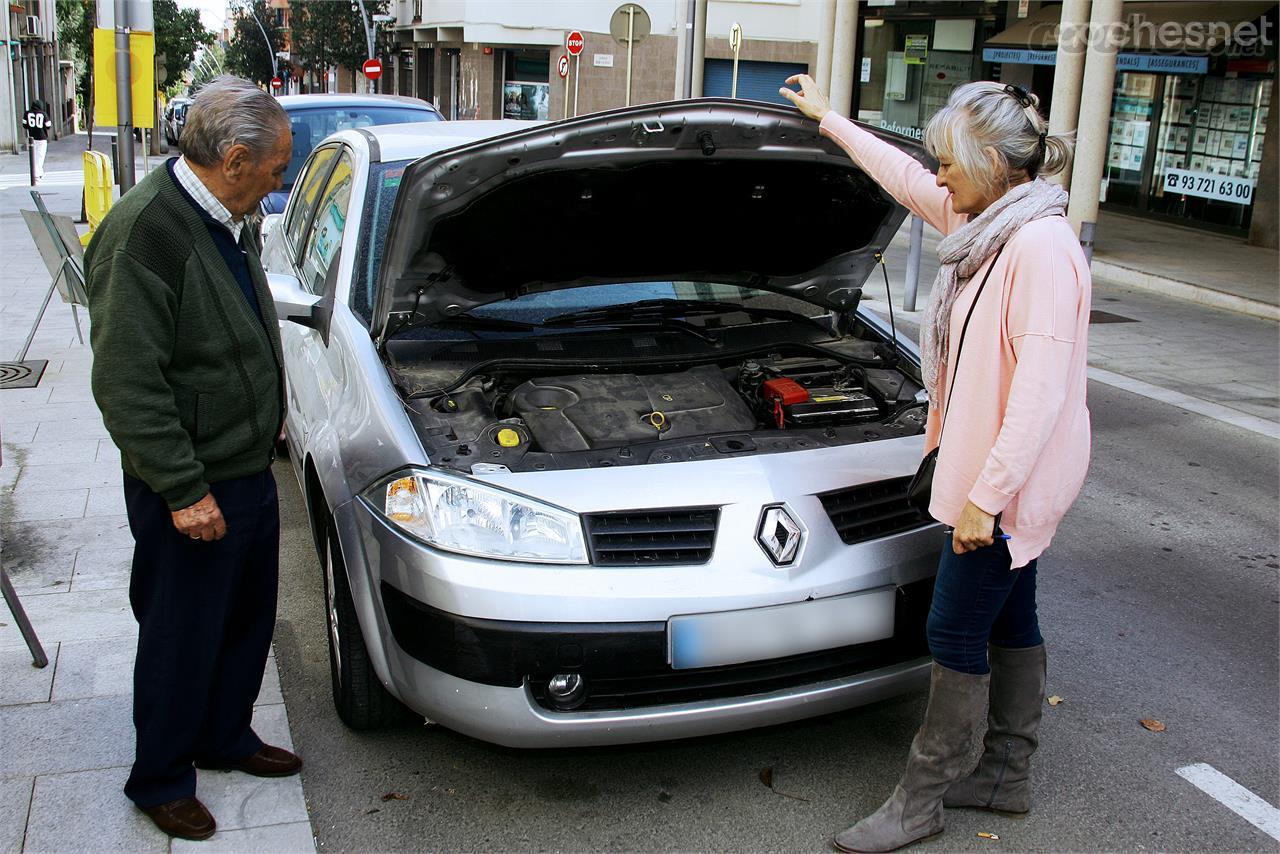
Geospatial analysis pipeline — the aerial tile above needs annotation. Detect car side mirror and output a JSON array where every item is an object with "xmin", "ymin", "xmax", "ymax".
[
  {"xmin": 260, "ymin": 212, "xmax": 283, "ymax": 243},
  {"xmin": 268, "ymin": 272, "xmax": 323, "ymax": 330}
]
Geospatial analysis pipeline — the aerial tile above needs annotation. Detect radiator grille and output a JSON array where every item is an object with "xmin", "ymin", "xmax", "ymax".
[
  {"xmin": 583, "ymin": 508, "xmax": 719, "ymax": 566},
  {"xmin": 819, "ymin": 476, "xmax": 930, "ymax": 545}
]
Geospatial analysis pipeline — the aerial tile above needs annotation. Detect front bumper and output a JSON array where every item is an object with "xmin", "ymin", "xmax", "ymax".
[{"xmin": 332, "ymin": 470, "xmax": 942, "ymax": 746}]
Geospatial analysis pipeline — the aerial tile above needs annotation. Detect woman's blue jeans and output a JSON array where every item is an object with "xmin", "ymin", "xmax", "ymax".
[{"xmin": 926, "ymin": 535, "xmax": 1043, "ymax": 675}]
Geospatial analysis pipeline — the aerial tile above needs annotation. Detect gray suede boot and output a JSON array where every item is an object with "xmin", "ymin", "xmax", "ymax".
[
  {"xmin": 943, "ymin": 644, "xmax": 1047, "ymax": 814},
  {"xmin": 833, "ymin": 663, "xmax": 991, "ymax": 853}
]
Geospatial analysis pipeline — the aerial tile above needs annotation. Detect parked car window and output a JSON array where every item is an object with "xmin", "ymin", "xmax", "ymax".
[
  {"xmin": 351, "ymin": 159, "xmax": 411, "ymax": 324},
  {"xmin": 283, "ymin": 105, "xmax": 439, "ymax": 191},
  {"xmin": 284, "ymin": 146, "xmax": 339, "ymax": 255},
  {"xmin": 299, "ymin": 151, "xmax": 355, "ymax": 294}
]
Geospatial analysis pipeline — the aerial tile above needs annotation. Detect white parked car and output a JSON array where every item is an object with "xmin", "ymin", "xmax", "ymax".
[{"xmin": 260, "ymin": 99, "xmax": 943, "ymax": 747}]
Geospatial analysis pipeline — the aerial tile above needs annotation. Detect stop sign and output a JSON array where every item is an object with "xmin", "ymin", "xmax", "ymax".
[
  {"xmin": 362, "ymin": 58, "xmax": 383, "ymax": 80},
  {"xmin": 270, "ymin": 76, "xmax": 283, "ymax": 90},
  {"xmin": 566, "ymin": 31, "xmax": 585, "ymax": 56}
]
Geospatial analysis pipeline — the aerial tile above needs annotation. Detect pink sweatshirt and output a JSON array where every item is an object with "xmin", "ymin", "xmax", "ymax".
[{"xmin": 819, "ymin": 112, "xmax": 1092, "ymax": 568}]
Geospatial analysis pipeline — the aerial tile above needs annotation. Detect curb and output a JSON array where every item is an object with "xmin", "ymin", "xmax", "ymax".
[{"xmin": 1090, "ymin": 260, "xmax": 1280, "ymax": 322}]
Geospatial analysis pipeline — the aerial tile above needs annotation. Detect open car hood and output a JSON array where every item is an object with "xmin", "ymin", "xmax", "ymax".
[{"xmin": 373, "ymin": 99, "xmax": 929, "ymax": 344}]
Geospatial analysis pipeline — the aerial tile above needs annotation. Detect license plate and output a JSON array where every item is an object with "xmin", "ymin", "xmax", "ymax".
[{"xmin": 668, "ymin": 589, "xmax": 896, "ymax": 670}]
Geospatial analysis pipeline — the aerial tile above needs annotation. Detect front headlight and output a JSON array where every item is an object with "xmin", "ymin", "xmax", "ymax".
[{"xmin": 362, "ymin": 469, "xmax": 588, "ymax": 564}]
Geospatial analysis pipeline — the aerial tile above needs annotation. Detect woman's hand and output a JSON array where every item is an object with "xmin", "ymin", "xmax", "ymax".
[
  {"xmin": 779, "ymin": 74, "xmax": 832, "ymax": 123},
  {"xmin": 951, "ymin": 500, "xmax": 996, "ymax": 554}
]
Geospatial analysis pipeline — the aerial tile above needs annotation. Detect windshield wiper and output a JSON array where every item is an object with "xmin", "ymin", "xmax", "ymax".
[
  {"xmin": 541, "ymin": 314, "xmax": 721, "ymax": 344},
  {"xmin": 431, "ymin": 312, "xmax": 537, "ymax": 331},
  {"xmin": 544, "ymin": 298, "xmax": 832, "ymax": 335}
]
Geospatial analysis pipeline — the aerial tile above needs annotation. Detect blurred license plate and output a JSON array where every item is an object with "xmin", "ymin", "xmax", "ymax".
[{"xmin": 668, "ymin": 589, "xmax": 895, "ymax": 670}]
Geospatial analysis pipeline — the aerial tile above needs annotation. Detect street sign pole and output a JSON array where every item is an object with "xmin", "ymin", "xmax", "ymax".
[
  {"xmin": 625, "ymin": 5, "xmax": 635, "ymax": 107},
  {"xmin": 114, "ymin": 0, "xmax": 135, "ymax": 191},
  {"xmin": 573, "ymin": 54, "xmax": 580, "ymax": 117},
  {"xmin": 729, "ymin": 22, "xmax": 742, "ymax": 99}
]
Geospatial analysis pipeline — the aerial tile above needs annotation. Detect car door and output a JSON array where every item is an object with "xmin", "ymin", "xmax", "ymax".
[{"xmin": 274, "ymin": 145, "xmax": 352, "ymax": 455}]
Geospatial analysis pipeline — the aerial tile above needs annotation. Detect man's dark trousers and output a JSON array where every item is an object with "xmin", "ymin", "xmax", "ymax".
[{"xmin": 122, "ymin": 468, "xmax": 279, "ymax": 808}]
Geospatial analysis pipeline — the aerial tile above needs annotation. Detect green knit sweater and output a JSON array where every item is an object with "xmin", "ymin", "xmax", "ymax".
[{"xmin": 85, "ymin": 165, "xmax": 284, "ymax": 510}]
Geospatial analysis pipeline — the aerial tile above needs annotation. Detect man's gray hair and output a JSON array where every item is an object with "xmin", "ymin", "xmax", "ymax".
[{"xmin": 179, "ymin": 75, "xmax": 289, "ymax": 167}]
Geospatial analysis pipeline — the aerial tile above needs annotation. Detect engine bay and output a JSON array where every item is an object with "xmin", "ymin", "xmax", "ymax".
[{"xmin": 398, "ymin": 350, "xmax": 928, "ymax": 474}]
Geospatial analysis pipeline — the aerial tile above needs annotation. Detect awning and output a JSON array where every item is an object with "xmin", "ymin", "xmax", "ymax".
[{"xmin": 986, "ymin": 1, "xmax": 1276, "ymax": 52}]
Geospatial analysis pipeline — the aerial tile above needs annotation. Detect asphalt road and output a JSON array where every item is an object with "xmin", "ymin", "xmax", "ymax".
[{"xmin": 270, "ymin": 379, "xmax": 1280, "ymax": 852}]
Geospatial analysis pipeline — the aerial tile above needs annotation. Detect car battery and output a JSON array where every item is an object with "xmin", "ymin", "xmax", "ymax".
[{"xmin": 784, "ymin": 388, "xmax": 880, "ymax": 426}]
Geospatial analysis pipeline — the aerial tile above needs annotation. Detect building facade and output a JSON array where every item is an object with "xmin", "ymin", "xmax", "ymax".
[
  {"xmin": 348, "ymin": 1, "xmax": 1276, "ymax": 239},
  {"xmin": 3, "ymin": 0, "xmax": 67, "ymax": 154}
]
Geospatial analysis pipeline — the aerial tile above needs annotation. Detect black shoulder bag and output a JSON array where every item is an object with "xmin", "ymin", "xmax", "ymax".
[{"xmin": 906, "ymin": 244, "xmax": 1006, "ymax": 516}]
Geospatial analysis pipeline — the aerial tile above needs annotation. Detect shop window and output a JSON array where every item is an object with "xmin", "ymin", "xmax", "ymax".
[
  {"xmin": 1103, "ymin": 73, "xmax": 1158, "ymax": 208},
  {"xmin": 855, "ymin": 17, "xmax": 992, "ymax": 141},
  {"xmin": 1145, "ymin": 75, "xmax": 1271, "ymax": 230},
  {"xmin": 503, "ymin": 50, "xmax": 550, "ymax": 120}
]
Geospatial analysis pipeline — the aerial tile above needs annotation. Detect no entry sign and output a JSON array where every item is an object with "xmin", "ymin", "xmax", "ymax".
[
  {"xmin": 362, "ymin": 58, "xmax": 383, "ymax": 80},
  {"xmin": 270, "ymin": 76, "xmax": 283, "ymax": 90},
  {"xmin": 557, "ymin": 54, "xmax": 569, "ymax": 79},
  {"xmin": 566, "ymin": 31, "xmax": 585, "ymax": 56}
]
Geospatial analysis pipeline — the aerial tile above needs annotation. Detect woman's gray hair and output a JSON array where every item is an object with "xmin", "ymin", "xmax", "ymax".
[
  {"xmin": 923, "ymin": 81, "xmax": 1073, "ymax": 197},
  {"xmin": 179, "ymin": 75, "xmax": 289, "ymax": 167}
]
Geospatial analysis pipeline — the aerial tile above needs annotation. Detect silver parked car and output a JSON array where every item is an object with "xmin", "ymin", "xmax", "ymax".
[{"xmin": 260, "ymin": 99, "xmax": 944, "ymax": 747}]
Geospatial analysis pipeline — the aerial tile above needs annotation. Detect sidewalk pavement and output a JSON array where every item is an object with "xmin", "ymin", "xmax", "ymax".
[{"xmin": 1, "ymin": 134, "xmax": 315, "ymax": 853}]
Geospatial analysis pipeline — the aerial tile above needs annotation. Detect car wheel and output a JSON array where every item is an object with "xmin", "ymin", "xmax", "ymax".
[{"xmin": 321, "ymin": 519, "xmax": 417, "ymax": 730}]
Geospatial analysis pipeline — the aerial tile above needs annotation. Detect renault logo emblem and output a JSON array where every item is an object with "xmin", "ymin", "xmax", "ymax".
[{"xmin": 756, "ymin": 504, "xmax": 804, "ymax": 566}]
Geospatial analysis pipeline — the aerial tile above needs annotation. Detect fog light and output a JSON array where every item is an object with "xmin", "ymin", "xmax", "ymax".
[{"xmin": 547, "ymin": 673, "xmax": 587, "ymax": 710}]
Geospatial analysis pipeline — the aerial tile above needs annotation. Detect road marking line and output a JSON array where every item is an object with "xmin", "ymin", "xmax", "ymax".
[
  {"xmin": 1088, "ymin": 367, "xmax": 1280, "ymax": 440},
  {"xmin": 1176, "ymin": 763, "xmax": 1280, "ymax": 841}
]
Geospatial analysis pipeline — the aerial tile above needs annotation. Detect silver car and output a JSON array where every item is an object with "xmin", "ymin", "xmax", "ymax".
[{"xmin": 260, "ymin": 99, "xmax": 944, "ymax": 748}]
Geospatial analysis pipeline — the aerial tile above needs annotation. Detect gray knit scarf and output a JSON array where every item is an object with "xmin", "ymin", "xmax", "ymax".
[{"xmin": 920, "ymin": 177, "xmax": 1069, "ymax": 403}]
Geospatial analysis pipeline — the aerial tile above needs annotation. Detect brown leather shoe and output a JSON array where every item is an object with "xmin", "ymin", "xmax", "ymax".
[
  {"xmin": 142, "ymin": 797, "xmax": 216, "ymax": 840},
  {"xmin": 197, "ymin": 744, "xmax": 302, "ymax": 777}
]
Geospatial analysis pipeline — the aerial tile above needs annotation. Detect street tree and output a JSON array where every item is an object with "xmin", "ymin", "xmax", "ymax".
[
  {"xmin": 289, "ymin": 0, "xmax": 394, "ymax": 91},
  {"xmin": 55, "ymin": 0, "xmax": 95, "ymax": 144},
  {"xmin": 153, "ymin": 0, "xmax": 215, "ymax": 97},
  {"xmin": 225, "ymin": 0, "xmax": 281, "ymax": 86}
]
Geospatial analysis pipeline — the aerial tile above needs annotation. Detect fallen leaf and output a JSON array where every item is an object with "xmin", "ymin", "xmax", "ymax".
[
  {"xmin": 977, "ymin": 831, "xmax": 1000, "ymax": 840},
  {"xmin": 364, "ymin": 808, "xmax": 381, "ymax": 815},
  {"xmin": 758, "ymin": 767, "xmax": 774, "ymax": 788},
  {"xmin": 1140, "ymin": 718, "xmax": 1166, "ymax": 732},
  {"xmin": 380, "ymin": 792, "xmax": 410, "ymax": 801},
  {"xmin": 444, "ymin": 788, "xmax": 457, "ymax": 796},
  {"xmin": 1047, "ymin": 695, "xmax": 1063, "ymax": 706}
]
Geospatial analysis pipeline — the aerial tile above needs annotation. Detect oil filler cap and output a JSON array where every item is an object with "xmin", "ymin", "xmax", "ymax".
[{"xmin": 496, "ymin": 428, "xmax": 521, "ymax": 448}]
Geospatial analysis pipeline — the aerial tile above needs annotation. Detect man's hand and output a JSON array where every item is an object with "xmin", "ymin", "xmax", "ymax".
[
  {"xmin": 778, "ymin": 74, "xmax": 832, "ymax": 123},
  {"xmin": 951, "ymin": 500, "xmax": 996, "ymax": 555},
  {"xmin": 172, "ymin": 493, "xmax": 227, "ymax": 542}
]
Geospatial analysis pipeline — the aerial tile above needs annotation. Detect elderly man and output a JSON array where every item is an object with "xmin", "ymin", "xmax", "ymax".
[{"xmin": 85, "ymin": 76, "xmax": 300, "ymax": 841}]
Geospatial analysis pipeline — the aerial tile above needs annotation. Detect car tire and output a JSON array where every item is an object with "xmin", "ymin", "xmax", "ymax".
[{"xmin": 321, "ymin": 519, "xmax": 417, "ymax": 730}]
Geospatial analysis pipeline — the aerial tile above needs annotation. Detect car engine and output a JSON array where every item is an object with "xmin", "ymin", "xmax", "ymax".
[{"xmin": 402, "ymin": 352, "xmax": 927, "ymax": 472}]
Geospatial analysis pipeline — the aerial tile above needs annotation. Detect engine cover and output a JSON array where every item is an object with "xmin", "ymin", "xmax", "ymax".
[{"xmin": 509, "ymin": 365, "xmax": 757, "ymax": 452}]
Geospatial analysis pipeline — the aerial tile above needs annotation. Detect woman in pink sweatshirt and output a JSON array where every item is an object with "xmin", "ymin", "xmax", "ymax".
[{"xmin": 782, "ymin": 76, "xmax": 1091, "ymax": 852}]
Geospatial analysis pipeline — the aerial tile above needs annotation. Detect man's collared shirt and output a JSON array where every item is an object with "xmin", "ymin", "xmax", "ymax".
[{"xmin": 173, "ymin": 156, "xmax": 244, "ymax": 243}]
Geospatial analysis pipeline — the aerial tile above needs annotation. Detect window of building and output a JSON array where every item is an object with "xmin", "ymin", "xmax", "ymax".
[{"xmin": 502, "ymin": 50, "xmax": 550, "ymax": 120}]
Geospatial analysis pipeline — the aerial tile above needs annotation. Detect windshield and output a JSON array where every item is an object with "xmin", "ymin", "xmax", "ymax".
[
  {"xmin": 351, "ymin": 161, "xmax": 828, "ymax": 333},
  {"xmin": 283, "ymin": 106, "xmax": 440, "ymax": 191}
]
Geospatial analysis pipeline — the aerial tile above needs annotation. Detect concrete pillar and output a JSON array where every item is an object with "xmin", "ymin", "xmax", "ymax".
[
  {"xmin": 1066, "ymin": 0, "xmax": 1122, "ymax": 255},
  {"xmin": 0, "ymin": 8, "xmax": 18, "ymax": 154},
  {"xmin": 828, "ymin": 0, "xmax": 857, "ymax": 118},
  {"xmin": 691, "ymin": 0, "xmax": 707, "ymax": 98},
  {"xmin": 815, "ymin": 0, "xmax": 836, "ymax": 94},
  {"xmin": 1049, "ymin": 0, "xmax": 1091, "ymax": 189},
  {"xmin": 1248, "ymin": 66, "xmax": 1279, "ymax": 249}
]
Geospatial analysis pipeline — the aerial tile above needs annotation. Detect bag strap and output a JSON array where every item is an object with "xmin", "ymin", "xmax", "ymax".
[{"xmin": 937, "ymin": 243, "xmax": 1007, "ymax": 443}]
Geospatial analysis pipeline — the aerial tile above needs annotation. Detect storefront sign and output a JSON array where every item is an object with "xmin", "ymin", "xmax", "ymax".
[
  {"xmin": 982, "ymin": 47, "xmax": 1209, "ymax": 75},
  {"xmin": 1163, "ymin": 168, "xmax": 1255, "ymax": 205},
  {"xmin": 904, "ymin": 35, "xmax": 928, "ymax": 65}
]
